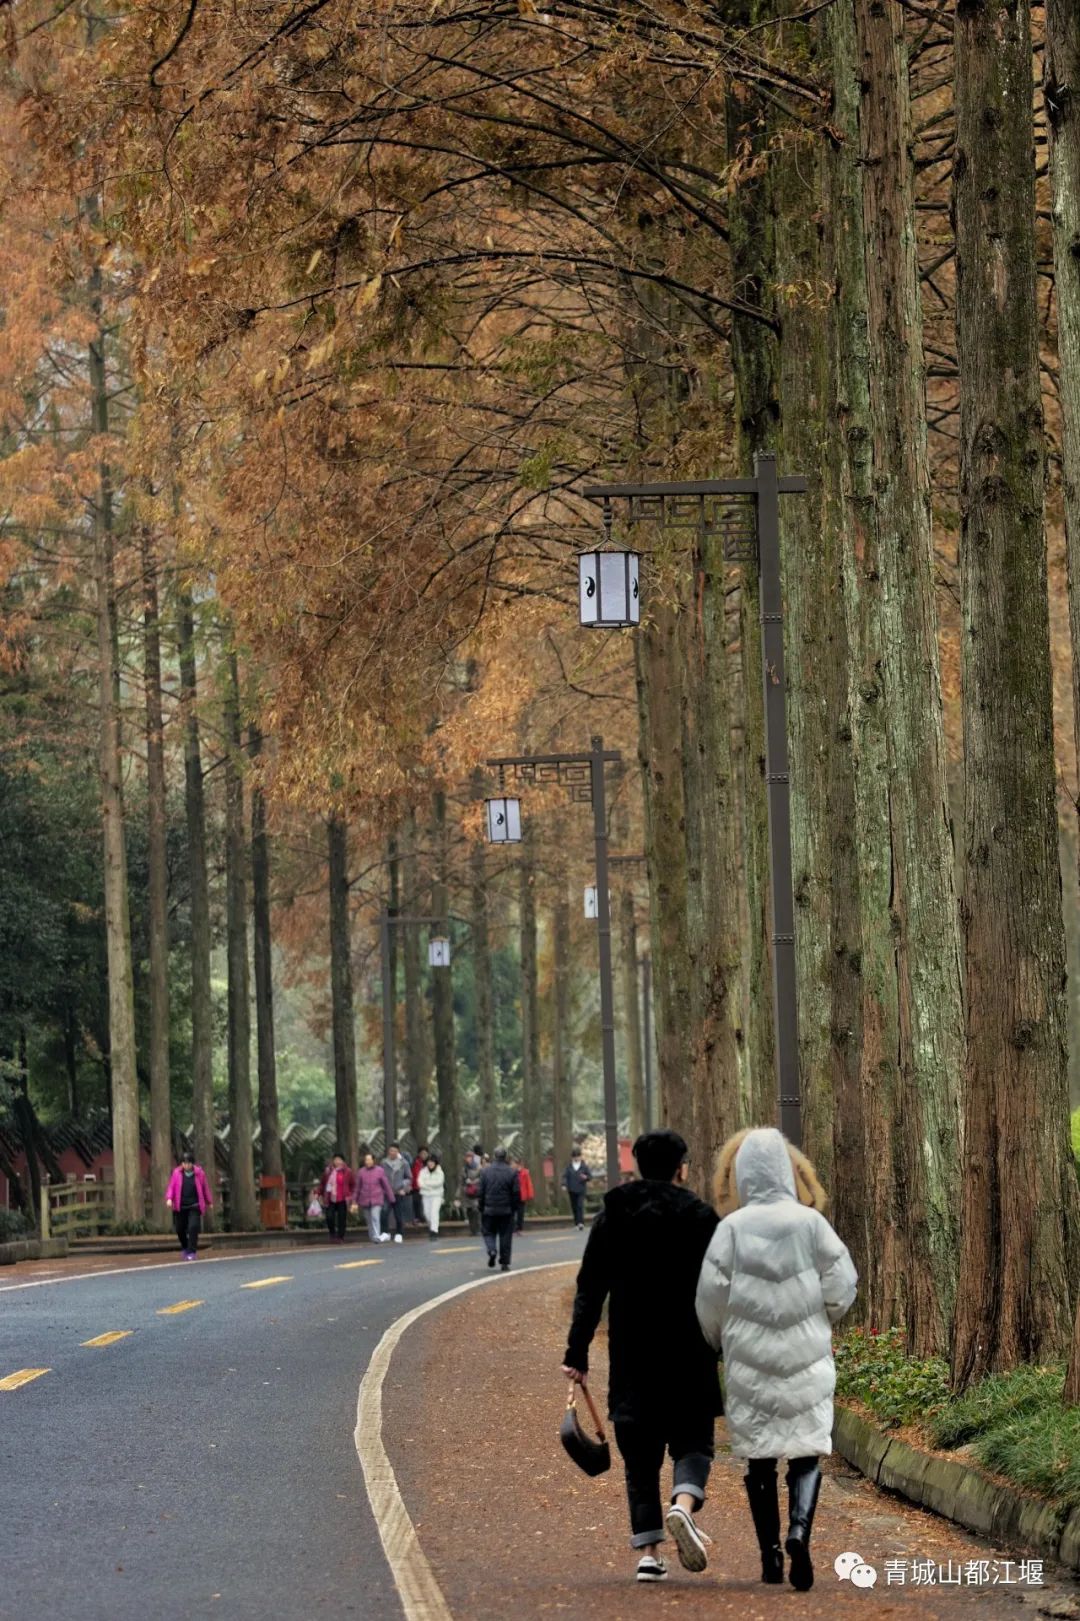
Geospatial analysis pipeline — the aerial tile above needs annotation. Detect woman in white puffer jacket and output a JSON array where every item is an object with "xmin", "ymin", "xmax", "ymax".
[{"xmin": 695, "ymin": 1128, "xmax": 857, "ymax": 1594}]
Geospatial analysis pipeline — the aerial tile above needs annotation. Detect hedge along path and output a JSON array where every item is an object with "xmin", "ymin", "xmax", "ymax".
[{"xmin": 353, "ymin": 1262, "xmax": 573, "ymax": 1621}]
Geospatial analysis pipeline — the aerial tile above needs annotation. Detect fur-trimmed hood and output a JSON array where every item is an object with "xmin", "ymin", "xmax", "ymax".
[{"xmin": 712, "ymin": 1127, "xmax": 828, "ymax": 1217}]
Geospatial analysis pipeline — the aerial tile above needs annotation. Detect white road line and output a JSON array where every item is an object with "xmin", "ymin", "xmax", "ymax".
[
  {"xmin": 0, "ymin": 1245, "xmax": 350, "ymax": 1293},
  {"xmin": 354, "ymin": 1260, "xmax": 574, "ymax": 1621}
]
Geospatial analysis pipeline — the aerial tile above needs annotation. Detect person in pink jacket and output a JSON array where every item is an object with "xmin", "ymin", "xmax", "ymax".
[
  {"xmin": 350, "ymin": 1152, "xmax": 395, "ymax": 1243},
  {"xmin": 165, "ymin": 1149, "xmax": 213, "ymax": 1260}
]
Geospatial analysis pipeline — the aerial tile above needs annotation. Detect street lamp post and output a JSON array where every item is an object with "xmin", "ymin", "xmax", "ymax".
[
  {"xmin": 379, "ymin": 910, "xmax": 443, "ymax": 1148},
  {"xmin": 486, "ymin": 736, "xmax": 622, "ymax": 1190},
  {"xmin": 582, "ymin": 453, "xmax": 807, "ymax": 1146}
]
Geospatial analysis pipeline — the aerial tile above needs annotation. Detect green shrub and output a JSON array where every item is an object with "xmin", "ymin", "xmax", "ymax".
[
  {"xmin": 108, "ymin": 1220, "xmax": 150, "ymax": 1236},
  {"xmin": 833, "ymin": 1326, "xmax": 951, "ymax": 1429},
  {"xmin": 928, "ymin": 1364, "xmax": 1063, "ymax": 1449},
  {"xmin": 0, "ymin": 1208, "xmax": 29, "ymax": 1242}
]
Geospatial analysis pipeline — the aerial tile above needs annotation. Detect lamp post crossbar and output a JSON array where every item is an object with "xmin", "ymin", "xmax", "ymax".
[
  {"xmin": 486, "ymin": 737, "xmax": 622, "ymax": 1190},
  {"xmin": 583, "ymin": 452, "xmax": 805, "ymax": 1147}
]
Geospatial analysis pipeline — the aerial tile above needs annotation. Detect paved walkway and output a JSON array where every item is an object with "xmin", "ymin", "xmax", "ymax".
[{"xmin": 382, "ymin": 1263, "xmax": 1080, "ymax": 1619}]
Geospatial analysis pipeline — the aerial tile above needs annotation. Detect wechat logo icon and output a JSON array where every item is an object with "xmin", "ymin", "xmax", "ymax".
[{"xmin": 835, "ymin": 1552, "xmax": 878, "ymax": 1589}]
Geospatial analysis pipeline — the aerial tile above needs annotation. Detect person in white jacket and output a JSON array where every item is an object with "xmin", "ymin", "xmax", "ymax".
[
  {"xmin": 695, "ymin": 1127, "xmax": 857, "ymax": 1594},
  {"xmin": 418, "ymin": 1153, "xmax": 446, "ymax": 1239}
]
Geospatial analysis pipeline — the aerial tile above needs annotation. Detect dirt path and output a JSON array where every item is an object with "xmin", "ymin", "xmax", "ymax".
[{"xmin": 381, "ymin": 1262, "xmax": 1079, "ymax": 1620}]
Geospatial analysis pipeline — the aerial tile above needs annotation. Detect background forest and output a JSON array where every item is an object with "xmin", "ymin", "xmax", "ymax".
[{"xmin": 2, "ymin": 0, "xmax": 1080, "ymax": 1397}]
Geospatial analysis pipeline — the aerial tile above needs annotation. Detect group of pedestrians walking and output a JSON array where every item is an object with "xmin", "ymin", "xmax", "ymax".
[
  {"xmin": 563, "ymin": 1125, "xmax": 857, "ymax": 1592},
  {"xmin": 308, "ymin": 1144, "xmax": 450, "ymax": 1243}
]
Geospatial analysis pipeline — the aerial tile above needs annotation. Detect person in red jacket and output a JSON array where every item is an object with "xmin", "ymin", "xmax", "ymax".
[
  {"xmin": 411, "ymin": 1145, "xmax": 430, "ymax": 1224},
  {"xmin": 318, "ymin": 1151, "xmax": 356, "ymax": 1243},
  {"xmin": 512, "ymin": 1153, "xmax": 535, "ymax": 1233}
]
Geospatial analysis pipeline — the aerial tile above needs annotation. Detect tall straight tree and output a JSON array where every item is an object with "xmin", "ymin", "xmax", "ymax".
[
  {"xmin": 471, "ymin": 827, "xmax": 498, "ymax": 1155},
  {"xmin": 726, "ymin": 29, "xmax": 779, "ymax": 1129},
  {"xmin": 89, "ymin": 267, "xmax": 141, "ymax": 1225},
  {"xmin": 327, "ymin": 813, "xmax": 358, "ymax": 1167},
  {"xmin": 952, "ymin": 0, "xmax": 1077, "ymax": 1384},
  {"xmin": 177, "ymin": 586, "xmax": 215, "ymax": 1198},
  {"xmin": 1046, "ymin": 0, "xmax": 1080, "ymax": 1414},
  {"xmin": 249, "ymin": 725, "xmax": 282, "ymax": 1183},
  {"xmin": 619, "ymin": 885, "xmax": 646, "ymax": 1142},
  {"xmin": 223, "ymin": 652, "xmax": 257, "ymax": 1230},
  {"xmin": 431, "ymin": 790, "xmax": 460, "ymax": 1167},
  {"xmin": 401, "ymin": 808, "xmax": 429, "ymax": 1147},
  {"xmin": 551, "ymin": 883, "xmax": 573, "ymax": 1192},
  {"xmin": 141, "ymin": 520, "xmax": 171, "ymax": 1224},
  {"xmin": 519, "ymin": 827, "xmax": 545, "ymax": 1206},
  {"xmin": 845, "ymin": 0, "xmax": 963, "ymax": 1348}
]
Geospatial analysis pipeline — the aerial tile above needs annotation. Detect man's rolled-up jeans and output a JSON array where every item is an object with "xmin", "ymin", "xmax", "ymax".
[{"xmin": 613, "ymin": 1417, "xmax": 714, "ymax": 1548}]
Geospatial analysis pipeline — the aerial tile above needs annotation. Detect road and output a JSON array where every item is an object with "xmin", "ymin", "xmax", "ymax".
[{"xmin": 0, "ymin": 1228, "xmax": 586, "ymax": 1621}]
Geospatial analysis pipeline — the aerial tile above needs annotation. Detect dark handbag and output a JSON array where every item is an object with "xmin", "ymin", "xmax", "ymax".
[{"xmin": 560, "ymin": 1381, "xmax": 611, "ymax": 1477}]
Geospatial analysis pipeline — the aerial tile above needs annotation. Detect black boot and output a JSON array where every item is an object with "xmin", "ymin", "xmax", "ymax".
[
  {"xmin": 785, "ymin": 1458, "xmax": 822, "ymax": 1592},
  {"xmin": 744, "ymin": 1472, "xmax": 784, "ymax": 1584}
]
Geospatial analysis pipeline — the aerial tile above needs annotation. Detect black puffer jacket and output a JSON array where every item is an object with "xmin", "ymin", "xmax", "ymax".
[
  {"xmin": 477, "ymin": 1161, "xmax": 521, "ymax": 1217},
  {"xmin": 563, "ymin": 1180, "xmax": 721, "ymax": 1425}
]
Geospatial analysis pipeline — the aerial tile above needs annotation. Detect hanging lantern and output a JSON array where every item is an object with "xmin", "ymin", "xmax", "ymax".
[
  {"xmin": 485, "ymin": 796, "xmax": 522, "ymax": 843},
  {"xmin": 578, "ymin": 551, "xmax": 640, "ymax": 629},
  {"xmin": 428, "ymin": 937, "xmax": 451, "ymax": 968}
]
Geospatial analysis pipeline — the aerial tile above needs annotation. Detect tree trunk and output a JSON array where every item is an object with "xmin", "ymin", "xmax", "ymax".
[
  {"xmin": 727, "ymin": 45, "xmax": 779, "ymax": 1129},
  {"xmin": 402, "ymin": 809, "xmax": 430, "ymax": 1148},
  {"xmin": 432, "ymin": 790, "xmax": 461, "ymax": 1169},
  {"xmin": 844, "ymin": 0, "xmax": 964, "ymax": 1349},
  {"xmin": 952, "ymin": 0, "xmax": 1077, "ymax": 1384},
  {"xmin": 620, "ymin": 886, "xmax": 646, "ymax": 1142},
  {"xmin": 1048, "ymin": 0, "xmax": 1080, "ymax": 1409},
  {"xmin": 684, "ymin": 526, "xmax": 746, "ymax": 1181},
  {"xmin": 388, "ymin": 835, "xmax": 400, "ymax": 1131},
  {"xmin": 551, "ymin": 885, "xmax": 573, "ymax": 1192},
  {"xmin": 771, "ymin": 107, "xmax": 840, "ymax": 1180},
  {"xmin": 327, "ymin": 814, "xmax": 359, "ymax": 1167},
  {"xmin": 471, "ymin": 804, "xmax": 498, "ymax": 1154},
  {"xmin": 519, "ymin": 827, "xmax": 546, "ymax": 1207},
  {"xmin": 89, "ymin": 278, "xmax": 141, "ymax": 1227},
  {"xmin": 223, "ymin": 652, "xmax": 257, "ymax": 1231},
  {"xmin": 826, "ymin": 0, "xmax": 898, "ymax": 1327},
  {"xmin": 249, "ymin": 725, "xmax": 282, "ymax": 1182},
  {"xmin": 141, "ymin": 522, "xmax": 171, "ymax": 1228},
  {"xmin": 177, "ymin": 587, "xmax": 215, "ymax": 1209},
  {"xmin": 636, "ymin": 605, "xmax": 693, "ymax": 1145}
]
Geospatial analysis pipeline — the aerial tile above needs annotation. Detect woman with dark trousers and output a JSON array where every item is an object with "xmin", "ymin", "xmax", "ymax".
[
  {"xmin": 319, "ymin": 1152, "xmax": 356, "ymax": 1243},
  {"xmin": 165, "ymin": 1150, "xmax": 213, "ymax": 1260}
]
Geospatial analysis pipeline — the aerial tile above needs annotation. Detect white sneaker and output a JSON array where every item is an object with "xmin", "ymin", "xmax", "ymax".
[
  {"xmin": 665, "ymin": 1506, "xmax": 710, "ymax": 1573},
  {"xmin": 393, "ymin": 1233, "xmax": 403, "ymax": 1244},
  {"xmin": 379, "ymin": 1233, "xmax": 391, "ymax": 1243},
  {"xmin": 636, "ymin": 1556, "xmax": 667, "ymax": 1583}
]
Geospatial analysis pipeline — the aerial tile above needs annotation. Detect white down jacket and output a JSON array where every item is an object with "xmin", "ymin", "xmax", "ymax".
[{"xmin": 695, "ymin": 1128, "xmax": 858, "ymax": 1459}]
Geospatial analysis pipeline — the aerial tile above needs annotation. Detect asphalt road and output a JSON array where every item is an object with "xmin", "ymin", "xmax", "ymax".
[{"xmin": 0, "ymin": 1227, "xmax": 586, "ymax": 1621}]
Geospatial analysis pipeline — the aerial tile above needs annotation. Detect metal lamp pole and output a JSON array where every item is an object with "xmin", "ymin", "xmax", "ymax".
[
  {"xmin": 486, "ymin": 738, "xmax": 622, "ymax": 1189},
  {"xmin": 583, "ymin": 452, "xmax": 807, "ymax": 1146}
]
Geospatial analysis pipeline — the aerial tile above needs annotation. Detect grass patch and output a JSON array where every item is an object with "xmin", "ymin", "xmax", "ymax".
[{"xmin": 835, "ymin": 1328, "xmax": 1080, "ymax": 1508}]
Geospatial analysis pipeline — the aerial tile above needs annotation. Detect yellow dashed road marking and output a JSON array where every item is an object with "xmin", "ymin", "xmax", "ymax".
[
  {"xmin": 157, "ymin": 1300, "xmax": 204, "ymax": 1315},
  {"xmin": 434, "ymin": 1246, "xmax": 475, "ymax": 1254},
  {"xmin": 335, "ymin": 1259, "xmax": 383, "ymax": 1270},
  {"xmin": 535, "ymin": 1235, "xmax": 576, "ymax": 1243},
  {"xmin": 0, "ymin": 1367, "xmax": 51, "ymax": 1391},
  {"xmin": 81, "ymin": 1330, "xmax": 133, "ymax": 1348},
  {"xmin": 240, "ymin": 1275, "xmax": 292, "ymax": 1289}
]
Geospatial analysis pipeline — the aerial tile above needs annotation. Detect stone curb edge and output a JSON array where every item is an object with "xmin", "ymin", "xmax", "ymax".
[
  {"xmin": 833, "ymin": 1404, "xmax": 1080, "ymax": 1572},
  {"xmin": 0, "ymin": 1237, "xmax": 68, "ymax": 1266}
]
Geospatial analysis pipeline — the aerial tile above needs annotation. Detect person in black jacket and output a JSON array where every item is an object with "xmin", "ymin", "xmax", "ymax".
[
  {"xmin": 562, "ymin": 1130, "xmax": 720, "ymax": 1585},
  {"xmin": 477, "ymin": 1146, "xmax": 521, "ymax": 1272}
]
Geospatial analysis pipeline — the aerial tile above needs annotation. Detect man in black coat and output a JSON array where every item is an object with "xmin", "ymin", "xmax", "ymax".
[
  {"xmin": 562, "ymin": 1130, "xmax": 720, "ymax": 1585},
  {"xmin": 477, "ymin": 1146, "xmax": 521, "ymax": 1271}
]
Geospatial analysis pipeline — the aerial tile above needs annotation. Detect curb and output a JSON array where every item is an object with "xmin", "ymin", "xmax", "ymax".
[
  {"xmin": 67, "ymin": 1215, "xmax": 580, "ymax": 1256},
  {"xmin": 833, "ymin": 1405, "xmax": 1080, "ymax": 1573},
  {"xmin": 0, "ymin": 1237, "xmax": 68, "ymax": 1266}
]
